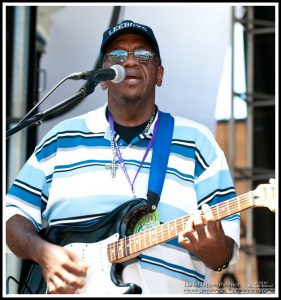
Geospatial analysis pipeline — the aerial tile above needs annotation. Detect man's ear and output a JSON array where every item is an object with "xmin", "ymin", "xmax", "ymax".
[
  {"xmin": 100, "ymin": 81, "xmax": 108, "ymax": 90},
  {"xmin": 156, "ymin": 65, "xmax": 164, "ymax": 87}
]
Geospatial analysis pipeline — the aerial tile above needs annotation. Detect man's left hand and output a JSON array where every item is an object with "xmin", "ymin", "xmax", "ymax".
[{"xmin": 178, "ymin": 204, "xmax": 234, "ymax": 270}]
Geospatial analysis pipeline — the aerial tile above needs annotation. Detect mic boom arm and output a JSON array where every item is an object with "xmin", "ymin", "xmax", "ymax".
[
  {"xmin": 6, "ymin": 65, "xmax": 125, "ymax": 138},
  {"xmin": 6, "ymin": 80, "xmax": 99, "ymax": 139}
]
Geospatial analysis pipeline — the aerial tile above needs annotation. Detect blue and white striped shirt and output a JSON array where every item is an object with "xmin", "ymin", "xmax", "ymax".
[{"xmin": 6, "ymin": 104, "xmax": 240, "ymax": 294}]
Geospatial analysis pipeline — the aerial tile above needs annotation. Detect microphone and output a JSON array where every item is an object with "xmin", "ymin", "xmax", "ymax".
[{"xmin": 68, "ymin": 65, "xmax": 126, "ymax": 83}]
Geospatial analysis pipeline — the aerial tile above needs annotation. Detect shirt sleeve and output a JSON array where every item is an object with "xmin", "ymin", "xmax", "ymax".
[{"xmin": 5, "ymin": 153, "xmax": 48, "ymax": 231}]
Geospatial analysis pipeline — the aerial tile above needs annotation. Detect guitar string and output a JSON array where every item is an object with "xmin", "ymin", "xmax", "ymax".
[
  {"xmin": 107, "ymin": 192, "xmax": 256, "ymax": 257},
  {"xmin": 108, "ymin": 192, "xmax": 254, "ymax": 252},
  {"xmin": 107, "ymin": 189, "xmax": 274, "ymax": 260},
  {"xmin": 107, "ymin": 206, "xmax": 242, "ymax": 260},
  {"xmin": 106, "ymin": 188, "xmax": 275, "ymax": 258}
]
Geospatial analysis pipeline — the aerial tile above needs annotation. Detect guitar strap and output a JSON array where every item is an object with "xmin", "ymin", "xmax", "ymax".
[{"xmin": 146, "ymin": 111, "xmax": 174, "ymax": 212}]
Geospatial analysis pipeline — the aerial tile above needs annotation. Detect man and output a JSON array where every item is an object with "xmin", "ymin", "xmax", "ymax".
[{"xmin": 6, "ymin": 20, "xmax": 240, "ymax": 294}]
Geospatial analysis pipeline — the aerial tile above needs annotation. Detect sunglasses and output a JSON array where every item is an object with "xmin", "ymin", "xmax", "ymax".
[{"xmin": 106, "ymin": 49, "xmax": 156, "ymax": 63}]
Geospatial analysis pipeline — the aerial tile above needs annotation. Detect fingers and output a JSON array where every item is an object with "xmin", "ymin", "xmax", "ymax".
[
  {"xmin": 47, "ymin": 281, "xmax": 56, "ymax": 294},
  {"xmin": 178, "ymin": 211, "xmax": 201, "ymax": 250},
  {"xmin": 58, "ymin": 269, "xmax": 87, "ymax": 289},
  {"xmin": 48, "ymin": 275, "xmax": 80, "ymax": 294},
  {"xmin": 202, "ymin": 204, "xmax": 223, "ymax": 235},
  {"xmin": 43, "ymin": 245, "xmax": 89, "ymax": 294},
  {"xmin": 65, "ymin": 249, "xmax": 89, "ymax": 276},
  {"xmin": 179, "ymin": 210, "xmax": 205, "ymax": 240},
  {"xmin": 201, "ymin": 203, "xmax": 212, "ymax": 219},
  {"xmin": 47, "ymin": 270, "xmax": 86, "ymax": 294},
  {"xmin": 178, "ymin": 205, "xmax": 218, "ymax": 249},
  {"xmin": 178, "ymin": 205, "xmax": 231, "ymax": 269},
  {"xmin": 193, "ymin": 210, "xmax": 207, "ymax": 239},
  {"xmin": 178, "ymin": 229, "xmax": 191, "ymax": 247}
]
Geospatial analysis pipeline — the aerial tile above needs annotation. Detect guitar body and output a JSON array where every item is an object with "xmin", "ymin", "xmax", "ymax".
[{"xmin": 19, "ymin": 198, "xmax": 149, "ymax": 294}]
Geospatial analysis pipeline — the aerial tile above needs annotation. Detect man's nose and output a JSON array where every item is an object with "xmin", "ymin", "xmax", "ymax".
[{"xmin": 123, "ymin": 52, "xmax": 139, "ymax": 67}]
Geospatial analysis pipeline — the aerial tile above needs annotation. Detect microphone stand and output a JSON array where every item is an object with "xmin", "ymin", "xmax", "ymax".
[{"xmin": 6, "ymin": 79, "xmax": 99, "ymax": 139}]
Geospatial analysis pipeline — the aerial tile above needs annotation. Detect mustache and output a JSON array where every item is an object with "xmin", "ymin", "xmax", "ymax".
[{"xmin": 125, "ymin": 68, "xmax": 142, "ymax": 79}]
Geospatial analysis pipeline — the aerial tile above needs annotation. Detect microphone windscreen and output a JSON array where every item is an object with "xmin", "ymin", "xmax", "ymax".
[{"xmin": 110, "ymin": 65, "xmax": 126, "ymax": 83}]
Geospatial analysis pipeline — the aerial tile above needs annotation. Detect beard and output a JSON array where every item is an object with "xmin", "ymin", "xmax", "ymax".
[
  {"xmin": 122, "ymin": 94, "xmax": 142, "ymax": 107},
  {"xmin": 108, "ymin": 84, "xmax": 156, "ymax": 117},
  {"xmin": 116, "ymin": 88, "xmax": 147, "ymax": 110}
]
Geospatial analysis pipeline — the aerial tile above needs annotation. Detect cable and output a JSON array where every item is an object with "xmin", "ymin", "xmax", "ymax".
[{"xmin": 6, "ymin": 275, "xmax": 33, "ymax": 294}]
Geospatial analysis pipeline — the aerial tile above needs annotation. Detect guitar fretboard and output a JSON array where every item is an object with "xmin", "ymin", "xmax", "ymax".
[{"xmin": 107, "ymin": 191, "xmax": 256, "ymax": 263}]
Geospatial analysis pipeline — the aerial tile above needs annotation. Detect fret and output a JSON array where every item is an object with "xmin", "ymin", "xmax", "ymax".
[
  {"xmin": 174, "ymin": 219, "xmax": 178, "ymax": 236},
  {"xmin": 167, "ymin": 222, "xmax": 171, "ymax": 239},
  {"xmin": 110, "ymin": 244, "xmax": 116, "ymax": 262},
  {"xmin": 227, "ymin": 199, "xmax": 230, "ymax": 216},
  {"xmin": 148, "ymin": 228, "xmax": 152, "ymax": 246},
  {"xmin": 174, "ymin": 220, "xmax": 178, "ymax": 236},
  {"xmin": 219, "ymin": 202, "xmax": 227, "ymax": 218},
  {"xmin": 156, "ymin": 228, "xmax": 158, "ymax": 244},
  {"xmin": 125, "ymin": 237, "xmax": 130, "ymax": 256},
  {"xmin": 150, "ymin": 228, "xmax": 154, "ymax": 245},
  {"xmin": 124, "ymin": 237, "xmax": 128, "ymax": 257},
  {"xmin": 128, "ymin": 238, "xmax": 131, "ymax": 255},
  {"xmin": 142, "ymin": 231, "xmax": 147, "ymax": 249},
  {"xmin": 181, "ymin": 216, "xmax": 185, "ymax": 232},
  {"xmin": 161, "ymin": 223, "xmax": 164, "ymax": 242},
  {"xmin": 118, "ymin": 239, "xmax": 124, "ymax": 259},
  {"xmin": 136, "ymin": 233, "xmax": 141, "ymax": 250},
  {"xmin": 161, "ymin": 224, "xmax": 165, "ymax": 241},
  {"xmin": 129, "ymin": 235, "xmax": 133, "ymax": 254},
  {"xmin": 170, "ymin": 219, "xmax": 176, "ymax": 237},
  {"xmin": 114, "ymin": 241, "xmax": 118, "ymax": 260},
  {"xmin": 170, "ymin": 222, "xmax": 174, "ymax": 236},
  {"xmin": 111, "ymin": 242, "xmax": 116, "ymax": 261},
  {"xmin": 133, "ymin": 233, "xmax": 137, "ymax": 253},
  {"xmin": 237, "ymin": 195, "xmax": 241, "ymax": 211},
  {"xmin": 133, "ymin": 234, "xmax": 136, "ymax": 251},
  {"xmin": 216, "ymin": 203, "xmax": 220, "ymax": 220},
  {"xmin": 122, "ymin": 239, "xmax": 125, "ymax": 258},
  {"xmin": 152, "ymin": 227, "xmax": 157, "ymax": 244},
  {"xmin": 107, "ymin": 245, "xmax": 111, "ymax": 262}
]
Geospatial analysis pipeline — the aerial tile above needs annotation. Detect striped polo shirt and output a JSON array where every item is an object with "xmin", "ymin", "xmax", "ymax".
[{"xmin": 6, "ymin": 104, "xmax": 240, "ymax": 294}]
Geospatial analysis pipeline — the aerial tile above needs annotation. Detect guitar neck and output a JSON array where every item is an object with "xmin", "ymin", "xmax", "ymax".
[{"xmin": 107, "ymin": 191, "xmax": 256, "ymax": 263}]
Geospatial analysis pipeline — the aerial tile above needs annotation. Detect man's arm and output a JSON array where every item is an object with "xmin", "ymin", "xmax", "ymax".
[{"xmin": 6, "ymin": 215, "xmax": 88, "ymax": 294}]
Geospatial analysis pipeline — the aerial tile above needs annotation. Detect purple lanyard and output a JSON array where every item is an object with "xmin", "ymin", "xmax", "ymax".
[{"xmin": 109, "ymin": 112, "xmax": 159, "ymax": 195}]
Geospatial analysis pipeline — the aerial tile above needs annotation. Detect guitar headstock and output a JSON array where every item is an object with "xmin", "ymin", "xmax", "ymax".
[{"xmin": 253, "ymin": 179, "xmax": 276, "ymax": 212}]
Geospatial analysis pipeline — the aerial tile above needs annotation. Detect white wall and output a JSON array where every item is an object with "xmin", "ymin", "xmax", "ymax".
[{"xmin": 37, "ymin": 4, "xmax": 231, "ymax": 141}]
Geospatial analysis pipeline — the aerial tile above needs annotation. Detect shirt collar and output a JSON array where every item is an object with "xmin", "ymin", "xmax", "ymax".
[
  {"xmin": 85, "ymin": 103, "xmax": 110, "ymax": 140},
  {"xmin": 85, "ymin": 103, "xmax": 159, "ymax": 145}
]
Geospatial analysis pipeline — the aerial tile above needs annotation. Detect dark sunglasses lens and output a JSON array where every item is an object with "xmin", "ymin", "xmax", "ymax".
[
  {"xmin": 135, "ymin": 50, "xmax": 153, "ymax": 62},
  {"xmin": 108, "ymin": 50, "xmax": 128, "ymax": 63}
]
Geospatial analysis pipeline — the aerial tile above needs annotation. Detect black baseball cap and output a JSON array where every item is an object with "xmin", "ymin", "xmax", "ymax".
[{"xmin": 100, "ymin": 20, "xmax": 161, "ymax": 64}]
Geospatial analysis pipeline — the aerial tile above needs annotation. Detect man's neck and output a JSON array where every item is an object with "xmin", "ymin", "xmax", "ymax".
[
  {"xmin": 106, "ymin": 105, "xmax": 157, "ymax": 144},
  {"xmin": 108, "ymin": 99, "xmax": 156, "ymax": 127}
]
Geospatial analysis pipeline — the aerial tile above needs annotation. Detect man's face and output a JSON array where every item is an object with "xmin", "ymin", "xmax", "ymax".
[{"xmin": 102, "ymin": 33, "xmax": 164, "ymax": 104}]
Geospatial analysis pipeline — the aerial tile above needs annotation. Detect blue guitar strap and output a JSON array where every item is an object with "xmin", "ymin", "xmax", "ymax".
[{"xmin": 147, "ymin": 111, "xmax": 174, "ymax": 212}]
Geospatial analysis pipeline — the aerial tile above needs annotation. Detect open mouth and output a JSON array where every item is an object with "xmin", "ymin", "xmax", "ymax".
[
  {"xmin": 125, "ymin": 75, "xmax": 139, "ymax": 79},
  {"xmin": 124, "ymin": 75, "xmax": 141, "ymax": 83}
]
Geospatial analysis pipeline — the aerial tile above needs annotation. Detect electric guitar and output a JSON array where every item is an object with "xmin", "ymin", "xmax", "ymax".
[{"xmin": 19, "ymin": 182, "xmax": 276, "ymax": 295}]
